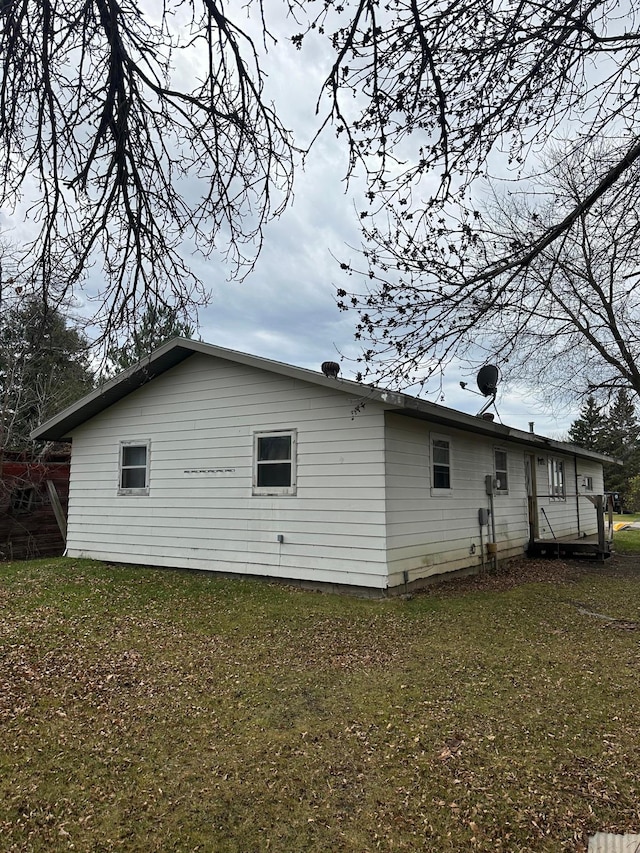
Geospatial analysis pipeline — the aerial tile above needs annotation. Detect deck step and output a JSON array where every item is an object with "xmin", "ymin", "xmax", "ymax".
[{"xmin": 528, "ymin": 540, "xmax": 612, "ymax": 560}]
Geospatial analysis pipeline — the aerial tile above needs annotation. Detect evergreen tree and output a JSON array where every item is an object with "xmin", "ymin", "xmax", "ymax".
[
  {"xmin": 598, "ymin": 390, "xmax": 640, "ymax": 501},
  {"xmin": 626, "ymin": 474, "xmax": 640, "ymax": 513},
  {"xmin": 568, "ymin": 396, "xmax": 604, "ymax": 450},
  {"xmin": 603, "ymin": 390, "xmax": 640, "ymax": 457},
  {"xmin": 0, "ymin": 298, "xmax": 94, "ymax": 450},
  {"xmin": 105, "ymin": 305, "xmax": 195, "ymax": 377}
]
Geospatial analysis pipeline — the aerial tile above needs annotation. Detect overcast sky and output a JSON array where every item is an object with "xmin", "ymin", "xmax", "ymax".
[
  {"xmin": 187, "ymin": 10, "xmax": 576, "ymax": 439},
  {"xmin": 1, "ymin": 5, "xmax": 578, "ymax": 439}
]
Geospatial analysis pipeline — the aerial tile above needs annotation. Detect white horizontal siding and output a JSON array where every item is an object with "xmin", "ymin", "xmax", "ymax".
[
  {"xmin": 575, "ymin": 460, "xmax": 606, "ymax": 536},
  {"xmin": 535, "ymin": 454, "xmax": 605, "ymax": 538},
  {"xmin": 65, "ymin": 547, "xmax": 381, "ymax": 589},
  {"xmin": 67, "ymin": 354, "xmax": 388, "ymax": 589},
  {"xmin": 384, "ymin": 413, "xmax": 532, "ymax": 586}
]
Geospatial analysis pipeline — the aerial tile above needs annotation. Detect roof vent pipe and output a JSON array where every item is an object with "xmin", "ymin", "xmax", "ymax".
[
  {"xmin": 529, "ymin": 421, "xmax": 535, "ymax": 433},
  {"xmin": 321, "ymin": 361, "xmax": 340, "ymax": 379}
]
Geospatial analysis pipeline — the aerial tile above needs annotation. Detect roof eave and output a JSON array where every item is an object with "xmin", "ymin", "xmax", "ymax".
[
  {"xmin": 31, "ymin": 339, "xmax": 197, "ymax": 441},
  {"xmin": 29, "ymin": 337, "xmax": 621, "ymax": 466},
  {"xmin": 383, "ymin": 400, "xmax": 618, "ymax": 464}
]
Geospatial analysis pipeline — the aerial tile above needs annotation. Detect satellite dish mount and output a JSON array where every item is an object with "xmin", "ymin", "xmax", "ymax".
[{"xmin": 475, "ymin": 365, "xmax": 499, "ymax": 417}]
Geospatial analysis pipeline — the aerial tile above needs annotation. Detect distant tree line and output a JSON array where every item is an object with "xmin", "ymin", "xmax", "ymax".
[
  {"xmin": 1, "ymin": 298, "xmax": 192, "ymax": 454},
  {"xmin": 568, "ymin": 391, "xmax": 640, "ymax": 510},
  {"xmin": 0, "ymin": 297, "xmax": 94, "ymax": 452}
]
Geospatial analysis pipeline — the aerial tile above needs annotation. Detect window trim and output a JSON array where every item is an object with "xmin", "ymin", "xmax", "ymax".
[
  {"xmin": 494, "ymin": 448, "xmax": 509, "ymax": 494},
  {"xmin": 547, "ymin": 457, "xmax": 566, "ymax": 501},
  {"xmin": 252, "ymin": 429, "xmax": 297, "ymax": 496},
  {"xmin": 430, "ymin": 433, "xmax": 452, "ymax": 494},
  {"xmin": 118, "ymin": 440, "xmax": 151, "ymax": 496}
]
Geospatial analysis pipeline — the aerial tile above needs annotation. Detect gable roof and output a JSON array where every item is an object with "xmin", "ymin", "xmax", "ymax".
[{"xmin": 31, "ymin": 337, "xmax": 615, "ymax": 464}]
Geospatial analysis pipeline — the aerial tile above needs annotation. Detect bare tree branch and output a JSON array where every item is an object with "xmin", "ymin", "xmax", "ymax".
[
  {"xmin": 338, "ymin": 140, "xmax": 640, "ymax": 404},
  {"xmin": 0, "ymin": 1, "xmax": 295, "ymax": 346}
]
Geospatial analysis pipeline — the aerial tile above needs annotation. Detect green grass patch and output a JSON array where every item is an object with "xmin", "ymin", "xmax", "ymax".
[
  {"xmin": 614, "ymin": 527, "xmax": 640, "ymax": 554},
  {"xmin": 2, "ymin": 557, "xmax": 640, "ymax": 851},
  {"xmin": 612, "ymin": 514, "xmax": 640, "ymax": 553}
]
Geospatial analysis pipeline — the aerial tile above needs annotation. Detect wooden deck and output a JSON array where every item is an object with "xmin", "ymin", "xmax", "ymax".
[{"xmin": 528, "ymin": 533, "xmax": 613, "ymax": 561}]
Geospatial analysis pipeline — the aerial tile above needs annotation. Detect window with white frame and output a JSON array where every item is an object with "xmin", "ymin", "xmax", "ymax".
[
  {"xmin": 253, "ymin": 430, "xmax": 297, "ymax": 495},
  {"xmin": 494, "ymin": 449, "xmax": 509, "ymax": 493},
  {"xmin": 118, "ymin": 441, "xmax": 150, "ymax": 495},
  {"xmin": 547, "ymin": 458, "xmax": 565, "ymax": 500},
  {"xmin": 432, "ymin": 436, "xmax": 451, "ymax": 490}
]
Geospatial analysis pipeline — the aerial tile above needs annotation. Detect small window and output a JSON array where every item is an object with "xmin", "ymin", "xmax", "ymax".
[
  {"xmin": 10, "ymin": 486, "xmax": 36, "ymax": 514},
  {"xmin": 253, "ymin": 431, "xmax": 297, "ymax": 495},
  {"xmin": 548, "ymin": 458, "xmax": 565, "ymax": 500},
  {"xmin": 119, "ymin": 441, "xmax": 150, "ymax": 495},
  {"xmin": 583, "ymin": 475, "xmax": 593, "ymax": 491},
  {"xmin": 432, "ymin": 437, "xmax": 451, "ymax": 490},
  {"xmin": 494, "ymin": 449, "xmax": 508, "ymax": 493}
]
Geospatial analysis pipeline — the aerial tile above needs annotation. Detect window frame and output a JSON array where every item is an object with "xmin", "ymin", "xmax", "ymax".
[
  {"xmin": 252, "ymin": 429, "xmax": 297, "ymax": 496},
  {"xmin": 547, "ymin": 457, "xmax": 566, "ymax": 501},
  {"xmin": 431, "ymin": 433, "xmax": 452, "ymax": 494},
  {"xmin": 10, "ymin": 485, "xmax": 36, "ymax": 514},
  {"xmin": 118, "ymin": 440, "xmax": 151, "ymax": 496},
  {"xmin": 494, "ymin": 448, "xmax": 509, "ymax": 494}
]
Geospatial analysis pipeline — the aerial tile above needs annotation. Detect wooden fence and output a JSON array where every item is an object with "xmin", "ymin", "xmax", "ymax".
[{"xmin": 0, "ymin": 449, "xmax": 70, "ymax": 560}]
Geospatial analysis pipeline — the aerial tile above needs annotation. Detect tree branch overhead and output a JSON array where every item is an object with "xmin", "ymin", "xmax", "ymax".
[
  {"xmin": 0, "ymin": 0, "xmax": 295, "ymax": 344},
  {"xmin": 1, "ymin": 0, "xmax": 639, "ymax": 397}
]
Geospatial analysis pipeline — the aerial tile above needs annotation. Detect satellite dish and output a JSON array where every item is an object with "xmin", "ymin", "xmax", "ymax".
[{"xmin": 476, "ymin": 365, "xmax": 499, "ymax": 397}]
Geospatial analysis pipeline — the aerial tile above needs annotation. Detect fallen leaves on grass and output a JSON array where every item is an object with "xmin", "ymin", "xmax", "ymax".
[{"xmin": 2, "ymin": 557, "xmax": 640, "ymax": 852}]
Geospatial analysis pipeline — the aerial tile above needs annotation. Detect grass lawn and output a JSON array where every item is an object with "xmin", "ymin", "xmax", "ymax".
[
  {"xmin": 612, "ymin": 514, "xmax": 640, "ymax": 554},
  {"xmin": 2, "ymin": 557, "xmax": 640, "ymax": 852}
]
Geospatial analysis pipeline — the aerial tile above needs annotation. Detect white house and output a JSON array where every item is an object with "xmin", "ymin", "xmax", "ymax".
[{"xmin": 32, "ymin": 339, "xmax": 614, "ymax": 592}]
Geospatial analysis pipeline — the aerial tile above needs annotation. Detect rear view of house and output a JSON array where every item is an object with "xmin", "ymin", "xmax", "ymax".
[{"xmin": 32, "ymin": 339, "xmax": 613, "ymax": 592}]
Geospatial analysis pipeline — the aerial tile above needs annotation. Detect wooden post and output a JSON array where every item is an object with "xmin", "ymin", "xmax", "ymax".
[
  {"xmin": 46, "ymin": 479, "xmax": 67, "ymax": 546},
  {"xmin": 595, "ymin": 494, "xmax": 606, "ymax": 561}
]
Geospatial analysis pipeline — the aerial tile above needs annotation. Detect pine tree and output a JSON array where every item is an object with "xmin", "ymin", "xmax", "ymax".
[
  {"xmin": 0, "ymin": 298, "xmax": 94, "ymax": 450},
  {"xmin": 105, "ymin": 305, "xmax": 195, "ymax": 376},
  {"xmin": 599, "ymin": 390, "xmax": 640, "ymax": 501},
  {"xmin": 603, "ymin": 390, "xmax": 640, "ymax": 456},
  {"xmin": 568, "ymin": 396, "xmax": 604, "ymax": 450}
]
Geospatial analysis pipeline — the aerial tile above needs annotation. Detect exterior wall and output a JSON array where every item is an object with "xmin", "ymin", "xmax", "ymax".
[
  {"xmin": 66, "ymin": 354, "xmax": 389, "ymax": 588},
  {"xmin": 536, "ymin": 454, "xmax": 604, "ymax": 539},
  {"xmin": 384, "ymin": 413, "xmax": 530, "ymax": 587}
]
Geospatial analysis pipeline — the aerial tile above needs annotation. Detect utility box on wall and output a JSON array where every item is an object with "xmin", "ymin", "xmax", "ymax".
[{"xmin": 485, "ymin": 475, "xmax": 497, "ymax": 495}]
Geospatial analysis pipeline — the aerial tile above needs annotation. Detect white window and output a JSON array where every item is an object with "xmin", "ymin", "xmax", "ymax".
[
  {"xmin": 494, "ymin": 449, "xmax": 508, "ymax": 493},
  {"xmin": 583, "ymin": 475, "xmax": 593, "ymax": 491},
  {"xmin": 432, "ymin": 436, "xmax": 451, "ymax": 490},
  {"xmin": 548, "ymin": 458, "xmax": 565, "ymax": 500},
  {"xmin": 253, "ymin": 430, "xmax": 297, "ymax": 495},
  {"xmin": 118, "ymin": 441, "xmax": 150, "ymax": 495}
]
